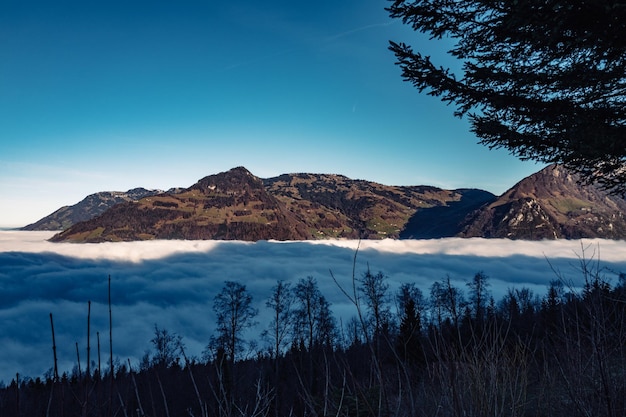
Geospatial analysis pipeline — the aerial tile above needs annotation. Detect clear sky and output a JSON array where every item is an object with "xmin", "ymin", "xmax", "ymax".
[{"xmin": 0, "ymin": 0, "xmax": 544, "ymax": 228}]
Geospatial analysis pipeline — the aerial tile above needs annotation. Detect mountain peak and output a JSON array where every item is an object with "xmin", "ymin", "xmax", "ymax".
[
  {"xmin": 50, "ymin": 167, "xmax": 312, "ymax": 242},
  {"xmin": 190, "ymin": 166, "xmax": 262, "ymax": 193},
  {"xmin": 460, "ymin": 164, "xmax": 626, "ymax": 239}
]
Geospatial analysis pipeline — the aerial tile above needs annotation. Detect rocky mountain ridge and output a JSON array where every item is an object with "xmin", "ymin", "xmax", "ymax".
[
  {"xmin": 21, "ymin": 188, "xmax": 166, "ymax": 231},
  {"xmin": 32, "ymin": 165, "xmax": 626, "ymax": 242},
  {"xmin": 459, "ymin": 165, "xmax": 626, "ymax": 239}
]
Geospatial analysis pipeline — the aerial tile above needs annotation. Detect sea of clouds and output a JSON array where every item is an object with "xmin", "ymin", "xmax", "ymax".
[{"xmin": 1, "ymin": 231, "xmax": 625, "ymax": 384}]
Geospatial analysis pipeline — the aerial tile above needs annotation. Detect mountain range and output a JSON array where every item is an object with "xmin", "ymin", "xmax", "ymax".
[{"xmin": 23, "ymin": 165, "xmax": 626, "ymax": 242}]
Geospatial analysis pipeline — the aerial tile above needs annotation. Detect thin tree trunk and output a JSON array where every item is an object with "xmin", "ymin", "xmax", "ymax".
[
  {"xmin": 108, "ymin": 275, "xmax": 114, "ymax": 417},
  {"xmin": 87, "ymin": 300, "xmax": 91, "ymax": 378},
  {"xmin": 50, "ymin": 313, "xmax": 59, "ymax": 381}
]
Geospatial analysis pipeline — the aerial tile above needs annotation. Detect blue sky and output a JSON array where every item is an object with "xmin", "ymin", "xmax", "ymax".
[{"xmin": 0, "ymin": 0, "xmax": 544, "ymax": 227}]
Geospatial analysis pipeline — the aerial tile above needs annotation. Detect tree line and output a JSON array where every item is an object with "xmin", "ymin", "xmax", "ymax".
[{"xmin": 1, "ymin": 252, "xmax": 625, "ymax": 417}]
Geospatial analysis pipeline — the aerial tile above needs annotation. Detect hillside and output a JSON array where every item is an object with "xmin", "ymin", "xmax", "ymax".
[
  {"xmin": 263, "ymin": 173, "xmax": 495, "ymax": 239},
  {"xmin": 459, "ymin": 165, "xmax": 626, "ymax": 239},
  {"xmin": 50, "ymin": 167, "xmax": 312, "ymax": 242}
]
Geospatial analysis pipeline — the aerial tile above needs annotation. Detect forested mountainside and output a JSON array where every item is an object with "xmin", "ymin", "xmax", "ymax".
[
  {"xmin": 262, "ymin": 172, "xmax": 494, "ymax": 239},
  {"xmin": 50, "ymin": 167, "xmax": 312, "ymax": 242}
]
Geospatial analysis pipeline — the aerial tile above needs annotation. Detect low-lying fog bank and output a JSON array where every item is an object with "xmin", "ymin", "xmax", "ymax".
[{"xmin": 1, "ymin": 231, "xmax": 624, "ymax": 383}]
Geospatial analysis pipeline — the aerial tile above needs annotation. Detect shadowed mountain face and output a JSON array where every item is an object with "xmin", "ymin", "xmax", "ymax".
[
  {"xmin": 400, "ymin": 189, "xmax": 496, "ymax": 239},
  {"xmin": 39, "ymin": 165, "xmax": 626, "ymax": 242},
  {"xmin": 459, "ymin": 165, "xmax": 626, "ymax": 239}
]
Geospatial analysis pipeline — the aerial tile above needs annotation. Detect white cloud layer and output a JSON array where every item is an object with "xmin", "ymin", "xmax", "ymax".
[{"xmin": 1, "ymin": 231, "xmax": 625, "ymax": 383}]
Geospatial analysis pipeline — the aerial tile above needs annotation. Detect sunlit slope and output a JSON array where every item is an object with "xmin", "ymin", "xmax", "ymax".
[
  {"xmin": 50, "ymin": 167, "xmax": 311, "ymax": 242},
  {"xmin": 460, "ymin": 165, "xmax": 626, "ymax": 239}
]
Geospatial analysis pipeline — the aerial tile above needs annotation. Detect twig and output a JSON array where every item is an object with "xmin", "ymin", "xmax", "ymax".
[{"xmin": 128, "ymin": 359, "xmax": 145, "ymax": 417}]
